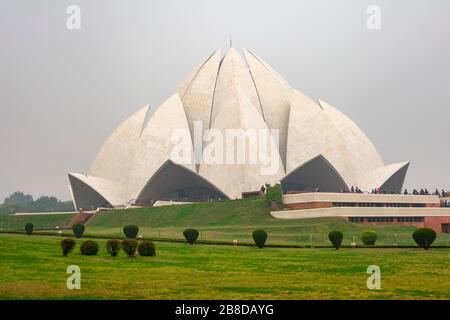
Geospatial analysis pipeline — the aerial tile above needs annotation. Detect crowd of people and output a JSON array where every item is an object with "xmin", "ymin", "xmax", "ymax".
[
  {"xmin": 404, "ymin": 188, "xmax": 449, "ymax": 197},
  {"xmin": 271, "ymin": 182, "xmax": 450, "ymax": 198},
  {"xmin": 338, "ymin": 186, "xmax": 450, "ymax": 198},
  {"xmin": 339, "ymin": 185, "xmax": 450, "ymax": 208},
  {"xmin": 370, "ymin": 188, "xmax": 394, "ymax": 194},
  {"xmin": 339, "ymin": 186, "xmax": 363, "ymax": 193}
]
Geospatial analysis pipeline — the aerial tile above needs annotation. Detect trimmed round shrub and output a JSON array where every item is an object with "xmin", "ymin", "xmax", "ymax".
[
  {"xmin": 61, "ymin": 238, "xmax": 76, "ymax": 257},
  {"xmin": 25, "ymin": 223, "xmax": 34, "ymax": 235},
  {"xmin": 138, "ymin": 240, "xmax": 156, "ymax": 256},
  {"xmin": 122, "ymin": 239, "xmax": 138, "ymax": 257},
  {"xmin": 72, "ymin": 223, "xmax": 85, "ymax": 238},
  {"xmin": 183, "ymin": 228, "xmax": 199, "ymax": 244},
  {"xmin": 412, "ymin": 228, "xmax": 437, "ymax": 250},
  {"xmin": 123, "ymin": 225, "xmax": 139, "ymax": 239},
  {"xmin": 252, "ymin": 230, "xmax": 268, "ymax": 248},
  {"xmin": 328, "ymin": 231, "xmax": 344, "ymax": 250},
  {"xmin": 80, "ymin": 240, "xmax": 99, "ymax": 256},
  {"xmin": 361, "ymin": 230, "xmax": 377, "ymax": 245},
  {"xmin": 106, "ymin": 239, "xmax": 121, "ymax": 257}
]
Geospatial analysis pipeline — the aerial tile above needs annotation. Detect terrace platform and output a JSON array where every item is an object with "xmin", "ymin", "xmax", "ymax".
[{"xmin": 271, "ymin": 192, "xmax": 450, "ymax": 233}]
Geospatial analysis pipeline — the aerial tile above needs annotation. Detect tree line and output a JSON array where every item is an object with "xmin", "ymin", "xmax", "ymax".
[{"xmin": 0, "ymin": 191, "xmax": 74, "ymax": 215}]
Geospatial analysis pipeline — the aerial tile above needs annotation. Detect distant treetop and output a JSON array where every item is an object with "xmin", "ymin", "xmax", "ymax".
[{"xmin": 0, "ymin": 191, "xmax": 74, "ymax": 215}]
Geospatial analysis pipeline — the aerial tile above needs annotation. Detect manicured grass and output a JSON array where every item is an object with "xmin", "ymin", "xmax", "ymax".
[
  {"xmin": 0, "ymin": 213, "xmax": 75, "ymax": 230},
  {"xmin": 90, "ymin": 199, "xmax": 274, "ymax": 227},
  {"xmin": 0, "ymin": 233, "xmax": 448, "ymax": 300}
]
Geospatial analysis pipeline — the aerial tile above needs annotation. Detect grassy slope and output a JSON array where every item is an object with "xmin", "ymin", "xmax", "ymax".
[
  {"xmin": 86, "ymin": 199, "xmax": 450, "ymax": 246},
  {"xmin": 0, "ymin": 233, "xmax": 449, "ymax": 300},
  {"xmin": 0, "ymin": 213, "xmax": 76, "ymax": 230},
  {"xmin": 1, "ymin": 199, "xmax": 450, "ymax": 246}
]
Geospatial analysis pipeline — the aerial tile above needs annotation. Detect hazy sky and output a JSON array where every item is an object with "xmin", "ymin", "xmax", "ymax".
[{"xmin": 0, "ymin": 0, "xmax": 449, "ymax": 201}]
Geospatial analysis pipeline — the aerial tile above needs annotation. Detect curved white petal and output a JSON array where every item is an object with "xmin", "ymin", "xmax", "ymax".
[
  {"xmin": 210, "ymin": 48, "xmax": 264, "ymax": 124},
  {"xmin": 281, "ymin": 155, "xmax": 349, "ymax": 192},
  {"xmin": 68, "ymin": 173, "xmax": 127, "ymax": 210},
  {"xmin": 243, "ymin": 49, "xmax": 292, "ymax": 170},
  {"xmin": 177, "ymin": 50, "xmax": 222, "ymax": 139},
  {"xmin": 201, "ymin": 72, "xmax": 285, "ymax": 198},
  {"xmin": 127, "ymin": 93, "xmax": 195, "ymax": 199},
  {"xmin": 90, "ymin": 105, "xmax": 149, "ymax": 186},
  {"xmin": 286, "ymin": 90, "xmax": 356, "ymax": 185},
  {"xmin": 359, "ymin": 161, "xmax": 410, "ymax": 192},
  {"xmin": 135, "ymin": 160, "xmax": 229, "ymax": 205},
  {"xmin": 318, "ymin": 99, "xmax": 384, "ymax": 186},
  {"xmin": 175, "ymin": 50, "xmax": 218, "ymax": 98}
]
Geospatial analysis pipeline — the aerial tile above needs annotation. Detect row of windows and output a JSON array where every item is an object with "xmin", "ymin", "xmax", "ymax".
[
  {"xmin": 334, "ymin": 202, "xmax": 426, "ymax": 208},
  {"xmin": 349, "ymin": 217, "xmax": 424, "ymax": 223},
  {"xmin": 397, "ymin": 217, "xmax": 424, "ymax": 222},
  {"xmin": 335, "ymin": 203, "xmax": 384, "ymax": 207},
  {"xmin": 349, "ymin": 217, "xmax": 365, "ymax": 222},
  {"xmin": 367, "ymin": 217, "xmax": 395, "ymax": 222}
]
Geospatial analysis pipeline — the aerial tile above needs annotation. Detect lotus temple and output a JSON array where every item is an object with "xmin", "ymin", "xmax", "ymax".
[
  {"xmin": 68, "ymin": 48, "xmax": 412, "ymax": 210},
  {"xmin": 67, "ymin": 48, "xmax": 450, "ymax": 233}
]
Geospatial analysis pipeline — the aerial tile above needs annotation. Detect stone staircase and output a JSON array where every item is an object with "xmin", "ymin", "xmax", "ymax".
[{"xmin": 67, "ymin": 211, "xmax": 94, "ymax": 228}]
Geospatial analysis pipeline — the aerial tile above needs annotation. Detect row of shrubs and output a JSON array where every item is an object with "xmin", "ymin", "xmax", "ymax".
[
  {"xmin": 252, "ymin": 228, "xmax": 436, "ymax": 250},
  {"xmin": 25, "ymin": 222, "xmax": 437, "ymax": 250},
  {"xmin": 328, "ymin": 228, "xmax": 437, "ymax": 250},
  {"xmin": 154, "ymin": 226, "xmax": 436, "ymax": 250},
  {"xmin": 26, "ymin": 223, "xmax": 263, "ymax": 247},
  {"xmin": 61, "ymin": 238, "xmax": 156, "ymax": 257}
]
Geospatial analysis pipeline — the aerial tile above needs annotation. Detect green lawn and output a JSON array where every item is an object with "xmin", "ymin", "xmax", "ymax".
[
  {"xmin": 0, "ymin": 233, "xmax": 449, "ymax": 299},
  {"xmin": 0, "ymin": 213, "xmax": 75, "ymax": 230}
]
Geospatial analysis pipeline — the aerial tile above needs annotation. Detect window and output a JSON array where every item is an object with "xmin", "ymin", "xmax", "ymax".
[
  {"xmin": 367, "ymin": 217, "xmax": 394, "ymax": 222},
  {"xmin": 397, "ymin": 217, "xmax": 424, "ymax": 222}
]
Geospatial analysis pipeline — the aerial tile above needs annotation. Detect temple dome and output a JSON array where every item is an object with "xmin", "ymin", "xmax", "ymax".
[{"xmin": 69, "ymin": 49, "xmax": 409, "ymax": 210}]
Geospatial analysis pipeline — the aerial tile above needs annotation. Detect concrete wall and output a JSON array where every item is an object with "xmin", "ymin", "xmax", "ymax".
[
  {"xmin": 271, "ymin": 206, "xmax": 450, "ymax": 219},
  {"xmin": 424, "ymin": 216, "xmax": 450, "ymax": 232},
  {"xmin": 283, "ymin": 192, "xmax": 440, "ymax": 205}
]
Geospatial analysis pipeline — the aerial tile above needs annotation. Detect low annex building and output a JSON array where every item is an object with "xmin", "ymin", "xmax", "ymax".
[
  {"xmin": 272, "ymin": 192, "xmax": 450, "ymax": 233},
  {"xmin": 68, "ymin": 49, "xmax": 410, "ymax": 211}
]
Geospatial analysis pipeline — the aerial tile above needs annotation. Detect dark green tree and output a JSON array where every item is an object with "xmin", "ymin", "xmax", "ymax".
[
  {"xmin": 72, "ymin": 223, "xmax": 85, "ymax": 238},
  {"xmin": 361, "ymin": 230, "xmax": 377, "ymax": 245},
  {"xmin": 25, "ymin": 223, "xmax": 34, "ymax": 235},
  {"xmin": 138, "ymin": 241, "xmax": 156, "ymax": 256},
  {"xmin": 80, "ymin": 240, "xmax": 99, "ymax": 256},
  {"xmin": 183, "ymin": 229, "xmax": 199, "ymax": 244},
  {"xmin": 123, "ymin": 225, "xmax": 139, "ymax": 238},
  {"xmin": 106, "ymin": 239, "xmax": 121, "ymax": 257},
  {"xmin": 122, "ymin": 239, "xmax": 138, "ymax": 257},
  {"xmin": 412, "ymin": 228, "xmax": 437, "ymax": 250},
  {"xmin": 252, "ymin": 230, "xmax": 268, "ymax": 248},
  {"xmin": 61, "ymin": 239, "xmax": 76, "ymax": 257},
  {"xmin": 328, "ymin": 231, "xmax": 343, "ymax": 249}
]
